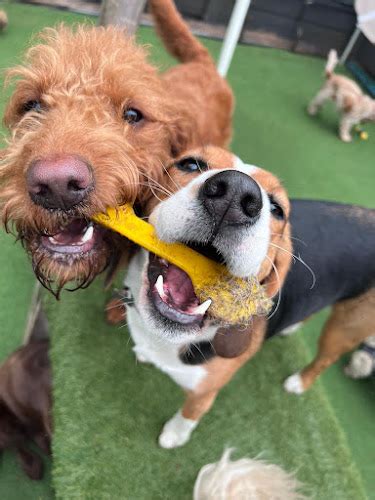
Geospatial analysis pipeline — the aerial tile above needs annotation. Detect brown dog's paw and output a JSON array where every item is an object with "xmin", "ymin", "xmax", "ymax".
[
  {"xmin": 105, "ymin": 297, "xmax": 127, "ymax": 325},
  {"xmin": 17, "ymin": 448, "xmax": 44, "ymax": 481}
]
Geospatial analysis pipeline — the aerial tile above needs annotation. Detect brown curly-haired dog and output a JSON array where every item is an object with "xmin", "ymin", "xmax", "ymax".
[{"xmin": 0, "ymin": 0, "xmax": 233, "ymax": 295}]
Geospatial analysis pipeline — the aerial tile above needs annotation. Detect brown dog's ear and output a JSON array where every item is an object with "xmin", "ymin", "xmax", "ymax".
[
  {"xmin": 166, "ymin": 109, "xmax": 198, "ymax": 157},
  {"xmin": 168, "ymin": 123, "xmax": 191, "ymax": 157}
]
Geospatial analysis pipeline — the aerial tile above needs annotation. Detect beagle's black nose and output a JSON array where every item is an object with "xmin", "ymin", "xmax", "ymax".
[{"xmin": 199, "ymin": 170, "xmax": 262, "ymax": 226}]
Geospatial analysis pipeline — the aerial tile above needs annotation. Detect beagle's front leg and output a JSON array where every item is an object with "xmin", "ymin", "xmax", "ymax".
[
  {"xmin": 159, "ymin": 390, "xmax": 218, "ymax": 448},
  {"xmin": 159, "ymin": 318, "xmax": 267, "ymax": 449}
]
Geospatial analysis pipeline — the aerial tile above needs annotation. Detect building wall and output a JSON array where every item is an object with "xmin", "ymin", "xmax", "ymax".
[{"xmin": 89, "ymin": 0, "xmax": 375, "ymax": 77}]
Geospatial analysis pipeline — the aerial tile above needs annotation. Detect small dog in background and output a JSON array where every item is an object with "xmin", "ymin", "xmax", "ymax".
[
  {"xmin": 194, "ymin": 449, "xmax": 305, "ymax": 500},
  {"xmin": 308, "ymin": 49, "xmax": 375, "ymax": 142},
  {"xmin": 0, "ymin": 335, "xmax": 51, "ymax": 480},
  {"xmin": 0, "ymin": 10, "xmax": 8, "ymax": 31}
]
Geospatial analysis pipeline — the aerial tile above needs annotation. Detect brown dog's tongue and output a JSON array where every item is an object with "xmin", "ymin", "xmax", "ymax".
[{"xmin": 213, "ymin": 326, "xmax": 252, "ymax": 358}]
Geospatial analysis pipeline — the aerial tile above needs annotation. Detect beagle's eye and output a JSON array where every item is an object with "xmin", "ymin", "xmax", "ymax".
[
  {"xmin": 269, "ymin": 196, "xmax": 285, "ymax": 220},
  {"xmin": 123, "ymin": 107, "xmax": 144, "ymax": 124},
  {"xmin": 22, "ymin": 100, "xmax": 42, "ymax": 113},
  {"xmin": 175, "ymin": 157, "xmax": 208, "ymax": 173}
]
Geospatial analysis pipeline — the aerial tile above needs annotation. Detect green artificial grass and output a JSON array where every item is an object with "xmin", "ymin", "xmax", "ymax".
[
  {"xmin": 46, "ymin": 284, "xmax": 367, "ymax": 500},
  {"xmin": 0, "ymin": 3, "xmax": 374, "ymax": 499}
]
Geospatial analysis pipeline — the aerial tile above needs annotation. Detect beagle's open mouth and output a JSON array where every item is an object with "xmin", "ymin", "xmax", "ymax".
[
  {"xmin": 148, "ymin": 254, "xmax": 212, "ymax": 326},
  {"xmin": 40, "ymin": 219, "xmax": 105, "ymax": 257}
]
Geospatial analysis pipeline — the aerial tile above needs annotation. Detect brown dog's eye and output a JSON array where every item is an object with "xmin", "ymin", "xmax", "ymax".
[
  {"xmin": 123, "ymin": 108, "xmax": 143, "ymax": 124},
  {"xmin": 22, "ymin": 100, "xmax": 42, "ymax": 113},
  {"xmin": 269, "ymin": 195, "xmax": 285, "ymax": 220},
  {"xmin": 175, "ymin": 157, "xmax": 208, "ymax": 173}
]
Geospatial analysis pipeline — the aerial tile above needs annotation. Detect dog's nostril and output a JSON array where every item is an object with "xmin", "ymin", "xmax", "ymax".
[
  {"xmin": 204, "ymin": 180, "xmax": 227, "ymax": 198},
  {"xmin": 67, "ymin": 179, "xmax": 84, "ymax": 192},
  {"xmin": 241, "ymin": 195, "xmax": 262, "ymax": 218},
  {"xmin": 37, "ymin": 184, "xmax": 50, "ymax": 196}
]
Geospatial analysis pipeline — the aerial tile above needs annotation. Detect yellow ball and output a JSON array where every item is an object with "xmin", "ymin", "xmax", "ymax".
[{"xmin": 360, "ymin": 131, "xmax": 369, "ymax": 140}]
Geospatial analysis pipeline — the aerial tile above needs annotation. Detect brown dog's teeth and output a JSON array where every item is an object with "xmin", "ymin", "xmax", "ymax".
[{"xmin": 81, "ymin": 224, "xmax": 94, "ymax": 243}]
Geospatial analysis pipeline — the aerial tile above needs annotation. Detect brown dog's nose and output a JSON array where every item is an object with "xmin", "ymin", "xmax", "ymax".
[{"xmin": 26, "ymin": 155, "xmax": 94, "ymax": 210}]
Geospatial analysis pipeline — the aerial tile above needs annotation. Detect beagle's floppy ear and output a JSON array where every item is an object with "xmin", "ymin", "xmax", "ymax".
[{"xmin": 213, "ymin": 325, "xmax": 252, "ymax": 358}]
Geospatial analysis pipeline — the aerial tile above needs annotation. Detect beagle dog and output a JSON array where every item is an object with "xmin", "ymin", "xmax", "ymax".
[{"xmin": 119, "ymin": 146, "xmax": 375, "ymax": 448}]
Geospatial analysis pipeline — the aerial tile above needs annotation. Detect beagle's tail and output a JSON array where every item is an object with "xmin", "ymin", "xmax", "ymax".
[
  {"xmin": 149, "ymin": 0, "xmax": 212, "ymax": 64},
  {"xmin": 325, "ymin": 49, "xmax": 338, "ymax": 78}
]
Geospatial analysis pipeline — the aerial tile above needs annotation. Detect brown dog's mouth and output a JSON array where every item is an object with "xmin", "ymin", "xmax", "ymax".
[
  {"xmin": 147, "ymin": 254, "xmax": 211, "ymax": 326},
  {"xmin": 22, "ymin": 216, "xmax": 118, "ymax": 297},
  {"xmin": 40, "ymin": 219, "xmax": 103, "ymax": 255}
]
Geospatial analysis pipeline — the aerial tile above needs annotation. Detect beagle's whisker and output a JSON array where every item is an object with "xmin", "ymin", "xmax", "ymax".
[
  {"xmin": 105, "ymin": 302, "xmax": 126, "ymax": 311},
  {"xmin": 142, "ymin": 172, "xmax": 175, "ymax": 196},
  {"xmin": 159, "ymin": 159, "xmax": 181, "ymax": 191},
  {"xmin": 269, "ymin": 242, "xmax": 316, "ymax": 290},
  {"xmin": 270, "ymin": 232, "xmax": 307, "ymax": 246},
  {"xmin": 265, "ymin": 254, "xmax": 282, "ymax": 320},
  {"xmin": 195, "ymin": 343, "xmax": 208, "ymax": 361},
  {"xmin": 124, "ymin": 179, "xmax": 173, "ymax": 198}
]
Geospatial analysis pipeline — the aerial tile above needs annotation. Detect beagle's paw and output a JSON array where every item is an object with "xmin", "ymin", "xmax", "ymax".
[
  {"xmin": 345, "ymin": 351, "xmax": 374, "ymax": 379},
  {"xmin": 132, "ymin": 347, "xmax": 150, "ymax": 364},
  {"xmin": 158, "ymin": 410, "xmax": 197, "ymax": 449},
  {"xmin": 284, "ymin": 372, "xmax": 305, "ymax": 395},
  {"xmin": 307, "ymin": 104, "xmax": 318, "ymax": 116},
  {"xmin": 340, "ymin": 133, "xmax": 352, "ymax": 143},
  {"xmin": 135, "ymin": 352, "xmax": 149, "ymax": 364}
]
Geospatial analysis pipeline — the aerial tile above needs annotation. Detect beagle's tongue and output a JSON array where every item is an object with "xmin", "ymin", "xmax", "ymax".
[
  {"xmin": 149, "ymin": 255, "xmax": 212, "ymax": 324},
  {"xmin": 164, "ymin": 264, "xmax": 198, "ymax": 310}
]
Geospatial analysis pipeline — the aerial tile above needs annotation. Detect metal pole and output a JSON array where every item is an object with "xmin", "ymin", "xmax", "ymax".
[
  {"xmin": 217, "ymin": 0, "xmax": 252, "ymax": 77},
  {"xmin": 340, "ymin": 25, "xmax": 361, "ymax": 64}
]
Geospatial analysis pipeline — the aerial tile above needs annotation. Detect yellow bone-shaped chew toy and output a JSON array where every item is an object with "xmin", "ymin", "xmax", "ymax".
[{"xmin": 94, "ymin": 205, "xmax": 272, "ymax": 325}]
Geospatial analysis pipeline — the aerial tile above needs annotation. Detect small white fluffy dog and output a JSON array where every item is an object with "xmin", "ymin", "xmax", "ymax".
[
  {"xmin": 194, "ymin": 449, "xmax": 306, "ymax": 500},
  {"xmin": 308, "ymin": 49, "xmax": 375, "ymax": 142}
]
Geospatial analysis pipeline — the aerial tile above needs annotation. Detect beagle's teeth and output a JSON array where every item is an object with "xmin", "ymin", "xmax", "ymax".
[
  {"xmin": 155, "ymin": 274, "xmax": 167, "ymax": 300},
  {"xmin": 192, "ymin": 299, "xmax": 212, "ymax": 316}
]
